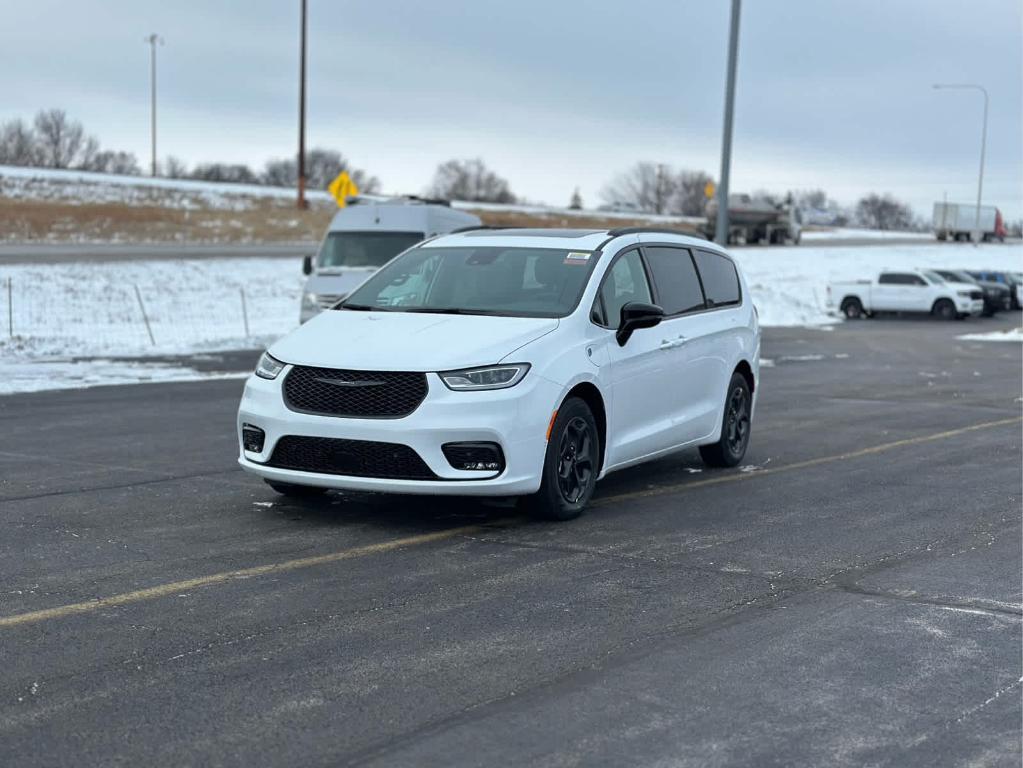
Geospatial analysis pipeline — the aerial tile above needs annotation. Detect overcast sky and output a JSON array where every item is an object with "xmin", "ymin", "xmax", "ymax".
[{"xmin": 4, "ymin": 0, "xmax": 1022, "ymax": 218}]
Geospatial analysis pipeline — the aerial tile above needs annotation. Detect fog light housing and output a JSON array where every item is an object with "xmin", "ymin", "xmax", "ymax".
[
  {"xmin": 242, "ymin": 424, "xmax": 265, "ymax": 453},
  {"xmin": 442, "ymin": 442, "xmax": 505, "ymax": 473}
]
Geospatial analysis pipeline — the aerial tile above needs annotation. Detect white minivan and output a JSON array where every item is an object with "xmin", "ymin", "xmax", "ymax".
[
  {"xmin": 299, "ymin": 197, "xmax": 481, "ymax": 323},
  {"xmin": 240, "ymin": 228, "xmax": 760, "ymax": 520}
]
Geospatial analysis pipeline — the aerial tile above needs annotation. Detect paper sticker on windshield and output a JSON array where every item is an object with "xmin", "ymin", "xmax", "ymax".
[{"xmin": 564, "ymin": 251, "xmax": 591, "ymax": 265}]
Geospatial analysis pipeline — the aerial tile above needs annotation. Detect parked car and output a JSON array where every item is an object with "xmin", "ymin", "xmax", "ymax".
[
  {"xmin": 827, "ymin": 269, "xmax": 984, "ymax": 320},
  {"xmin": 238, "ymin": 228, "xmax": 760, "ymax": 520},
  {"xmin": 967, "ymin": 270, "xmax": 1023, "ymax": 310},
  {"xmin": 299, "ymin": 197, "xmax": 481, "ymax": 323},
  {"xmin": 932, "ymin": 270, "xmax": 1011, "ymax": 316}
]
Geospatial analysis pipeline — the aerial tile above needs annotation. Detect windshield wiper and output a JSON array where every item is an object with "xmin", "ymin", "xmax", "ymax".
[
  {"xmin": 340, "ymin": 303, "xmax": 377, "ymax": 311},
  {"xmin": 401, "ymin": 307, "xmax": 497, "ymax": 315}
]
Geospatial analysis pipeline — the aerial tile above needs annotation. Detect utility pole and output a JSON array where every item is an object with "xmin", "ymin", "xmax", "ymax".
[
  {"xmin": 297, "ymin": 0, "xmax": 308, "ymax": 209},
  {"xmin": 144, "ymin": 34, "xmax": 163, "ymax": 177},
  {"xmin": 714, "ymin": 0, "xmax": 741, "ymax": 245},
  {"xmin": 933, "ymin": 83, "xmax": 988, "ymax": 242}
]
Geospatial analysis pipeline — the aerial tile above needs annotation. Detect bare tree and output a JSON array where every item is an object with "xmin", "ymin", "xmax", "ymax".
[
  {"xmin": 191, "ymin": 163, "xmax": 260, "ymax": 184},
  {"xmin": 0, "ymin": 119, "xmax": 39, "ymax": 165},
  {"xmin": 164, "ymin": 156, "xmax": 188, "ymax": 178},
  {"xmin": 674, "ymin": 170, "xmax": 714, "ymax": 216},
  {"xmin": 83, "ymin": 150, "xmax": 141, "ymax": 175},
  {"xmin": 855, "ymin": 193, "xmax": 914, "ymax": 230},
  {"xmin": 263, "ymin": 148, "xmax": 380, "ymax": 193},
  {"xmin": 792, "ymin": 188, "xmax": 829, "ymax": 211},
  {"xmin": 33, "ymin": 109, "xmax": 94, "ymax": 168},
  {"xmin": 428, "ymin": 158, "xmax": 516, "ymax": 203},
  {"xmin": 569, "ymin": 187, "xmax": 583, "ymax": 210},
  {"xmin": 600, "ymin": 163, "xmax": 676, "ymax": 214}
]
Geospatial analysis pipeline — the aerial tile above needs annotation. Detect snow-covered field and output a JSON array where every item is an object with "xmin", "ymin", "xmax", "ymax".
[
  {"xmin": 0, "ymin": 242, "xmax": 1019, "ymax": 394},
  {"xmin": 801, "ymin": 227, "xmax": 929, "ymax": 242}
]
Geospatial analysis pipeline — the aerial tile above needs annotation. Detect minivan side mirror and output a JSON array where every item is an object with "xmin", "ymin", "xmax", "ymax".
[
  {"xmin": 302, "ymin": 254, "xmax": 314, "ymax": 275},
  {"xmin": 616, "ymin": 302, "xmax": 664, "ymax": 346}
]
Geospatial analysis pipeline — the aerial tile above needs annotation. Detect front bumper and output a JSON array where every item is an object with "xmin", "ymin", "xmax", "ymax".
[
  {"xmin": 237, "ymin": 367, "xmax": 559, "ymax": 496},
  {"xmin": 957, "ymin": 298, "xmax": 984, "ymax": 315}
]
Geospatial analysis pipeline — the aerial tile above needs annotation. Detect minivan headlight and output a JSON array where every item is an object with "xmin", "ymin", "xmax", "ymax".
[
  {"xmin": 440, "ymin": 363, "xmax": 530, "ymax": 391},
  {"xmin": 957, "ymin": 290, "xmax": 973, "ymax": 298},
  {"xmin": 255, "ymin": 352, "xmax": 285, "ymax": 380}
]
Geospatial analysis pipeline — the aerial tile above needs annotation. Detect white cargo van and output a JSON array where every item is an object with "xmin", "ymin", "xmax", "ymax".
[{"xmin": 299, "ymin": 197, "xmax": 481, "ymax": 323}]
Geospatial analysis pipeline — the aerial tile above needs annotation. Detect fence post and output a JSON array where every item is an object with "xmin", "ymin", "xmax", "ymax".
[
  {"xmin": 134, "ymin": 284, "xmax": 156, "ymax": 346},
  {"xmin": 6, "ymin": 277, "xmax": 11, "ymax": 339},
  {"xmin": 240, "ymin": 287, "xmax": 250, "ymax": 337}
]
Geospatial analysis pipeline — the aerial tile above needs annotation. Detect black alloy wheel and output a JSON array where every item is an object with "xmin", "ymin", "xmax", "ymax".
[
  {"xmin": 724, "ymin": 384, "xmax": 751, "ymax": 461},
  {"xmin": 557, "ymin": 416, "xmax": 596, "ymax": 504},
  {"xmin": 523, "ymin": 397, "xmax": 600, "ymax": 521},
  {"xmin": 700, "ymin": 372, "xmax": 753, "ymax": 468}
]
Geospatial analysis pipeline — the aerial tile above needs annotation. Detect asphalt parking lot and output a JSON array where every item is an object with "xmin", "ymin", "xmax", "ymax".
[{"xmin": 1, "ymin": 314, "xmax": 1020, "ymax": 766}]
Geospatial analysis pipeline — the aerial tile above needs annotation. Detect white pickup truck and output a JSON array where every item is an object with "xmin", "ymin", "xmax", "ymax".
[{"xmin": 828, "ymin": 269, "xmax": 985, "ymax": 320}]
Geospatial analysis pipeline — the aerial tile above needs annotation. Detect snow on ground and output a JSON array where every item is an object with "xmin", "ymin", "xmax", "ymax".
[
  {"xmin": 1, "ymin": 359, "xmax": 247, "ymax": 395},
  {"xmin": 0, "ymin": 164, "xmax": 332, "ymax": 210},
  {"xmin": 957, "ymin": 327, "xmax": 1023, "ymax": 343},
  {"xmin": 0, "ymin": 242, "xmax": 1020, "ymax": 394},
  {"xmin": 801, "ymin": 227, "xmax": 930, "ymax": 241},
  {"xmin": 731, "ymin": 242, "xmax": 1023, "ymax": 327}
]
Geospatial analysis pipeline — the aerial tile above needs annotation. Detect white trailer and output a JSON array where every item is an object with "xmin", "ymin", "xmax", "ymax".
[{"xmin": 933, "ymin": 202, "xmax": 1005, "ymax": 242}]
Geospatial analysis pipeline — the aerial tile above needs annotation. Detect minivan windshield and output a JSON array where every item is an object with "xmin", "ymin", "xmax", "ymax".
[
  {"xmin": 341, "ymin": 245, "xmax": 600, "ymax": 317},
  {"xmin": 316, "ymin": 231, "xmax": 424, "ymax": 269}
]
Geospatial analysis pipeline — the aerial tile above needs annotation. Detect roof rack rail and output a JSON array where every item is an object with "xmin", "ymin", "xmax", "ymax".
[
  {"xmin": 448, "ymin": 225, "xmax": 504, "ymax": 234},
  {"xmin": 606, "ymin": 226, "xmax": 707, "ymax": 239}
]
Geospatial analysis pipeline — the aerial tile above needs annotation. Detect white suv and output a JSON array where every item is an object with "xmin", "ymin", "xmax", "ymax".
[{"xmin": 237, "ymin": 228, "xmax": 760, "ymax": 520}]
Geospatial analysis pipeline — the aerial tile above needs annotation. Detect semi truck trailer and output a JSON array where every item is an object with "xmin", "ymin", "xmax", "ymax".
[{"xmin": 933, "ymin": 202, "xmax": 1006, "ymax": 242}]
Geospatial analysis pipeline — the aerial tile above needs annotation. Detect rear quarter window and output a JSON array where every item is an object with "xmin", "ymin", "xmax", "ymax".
[{"xmin": 693, "ymin": 250, "xmax": 741, "ymax": 307}]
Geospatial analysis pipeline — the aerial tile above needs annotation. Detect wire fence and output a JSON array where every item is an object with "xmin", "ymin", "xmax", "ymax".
[{"xmin": 0, "ymin": 260, "xmax": 304, "ymax": 357}]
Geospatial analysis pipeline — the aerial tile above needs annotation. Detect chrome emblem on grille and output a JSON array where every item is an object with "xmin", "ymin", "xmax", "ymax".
[{"xmin": 313, "ymin": 377, "xmax": 387, "ymax": 387}]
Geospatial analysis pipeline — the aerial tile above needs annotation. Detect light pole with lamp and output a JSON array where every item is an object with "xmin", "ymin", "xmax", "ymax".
[{"xmin": 933, "ymin": 83, "xmax": 988, "ymax": 243}]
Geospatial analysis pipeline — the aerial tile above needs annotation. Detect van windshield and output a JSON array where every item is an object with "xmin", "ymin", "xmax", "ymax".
[
  {"xmin": 341, "ymin": 245, "xmax": 600, "ymax": 317},
  {"xmin": 316, "ymin": 231, "xmax": 424, "ymax": 269}
]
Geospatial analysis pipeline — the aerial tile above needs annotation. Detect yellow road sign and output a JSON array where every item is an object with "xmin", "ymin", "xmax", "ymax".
[
  {"xmin": 704, "ymin": 180, "xmax": 716, "ymax": 199},
  {"xmin": 328, "ymin": 171, "xmax": 360, "ymax": 208}
]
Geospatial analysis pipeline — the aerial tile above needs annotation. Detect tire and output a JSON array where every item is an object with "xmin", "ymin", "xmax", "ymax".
[
  {"xmin": 841, "ymin": 296, "xmax": 864, "ymax": 319},
  {"xmin": 700, "ymin": 373, "xmax": 753, "ymax": 468},
  {"xmin": 932, "ymin": 298, "xmax": 957, "ymax": 321},
  {"xmin": 522, "ymin": 397, "xmax": 599, "ymax": 521},
  {"xmin": 264, "ymin": 480, "xmax": 328, "ymax": 498}
]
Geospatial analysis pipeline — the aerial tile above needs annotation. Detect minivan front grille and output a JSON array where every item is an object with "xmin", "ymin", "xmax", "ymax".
[
  {"xmin": 283, "ymin": 366, "xmax": 428, "ymax": 418},
  {"xmin": 267, "ymin": 435, "xmax": 438, "ymax": 480}
]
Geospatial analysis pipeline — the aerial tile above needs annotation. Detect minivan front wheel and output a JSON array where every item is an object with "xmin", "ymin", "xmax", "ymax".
[
  {"xmin": 523, "ymin": 397, "xmax": 599, "ymax": 521},
  {"xmin": 699, "ymin": 373, "xmax": 752, "ymax": 468}
]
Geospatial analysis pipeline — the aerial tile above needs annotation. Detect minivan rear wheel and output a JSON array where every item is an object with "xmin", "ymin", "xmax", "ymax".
[
  {"xmin": 699, "ymin": 373, "xmax": 752, "ymax": 468},
  {"xmin": 522, "ymin": 397, "xmax": 599, "ymax": 521}
]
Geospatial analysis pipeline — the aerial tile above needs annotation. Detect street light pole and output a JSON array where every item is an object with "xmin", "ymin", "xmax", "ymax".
[
  {"xmin": 297, "ymin": 0, "xmax": 308, "ymax": 209},
  {"xmin": 715, "ymin": 0, "xmax": 742, "ymax": 245},
  {"xmin": 933, "ymin": 83, "xmax": 988, "ymax": 242},
  {"xmin": 144, "ymin": 34, "xmax": 163, "ymax": 177}
]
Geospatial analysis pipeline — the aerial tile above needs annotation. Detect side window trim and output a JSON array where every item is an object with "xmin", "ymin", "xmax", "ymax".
[
  {"xmin": 692, "ymin": 247, "xmax": 743, "ymax": 310},
  {"xmin": 638, "ymin": 244, "xmax": 708, "ymax": 318}
]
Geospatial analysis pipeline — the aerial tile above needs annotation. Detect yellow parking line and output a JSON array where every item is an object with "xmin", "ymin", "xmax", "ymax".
[
  {"xmin": 0, "ymin": 415, "xmax": 1018, "ymax": 630},
  {"xmin": 0, "ymin": 524, "xmax": 486, "ymax": 629},
  {"xmin": 594, "ymin": 415, "xmax": 1022, "ymax": 507}
]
